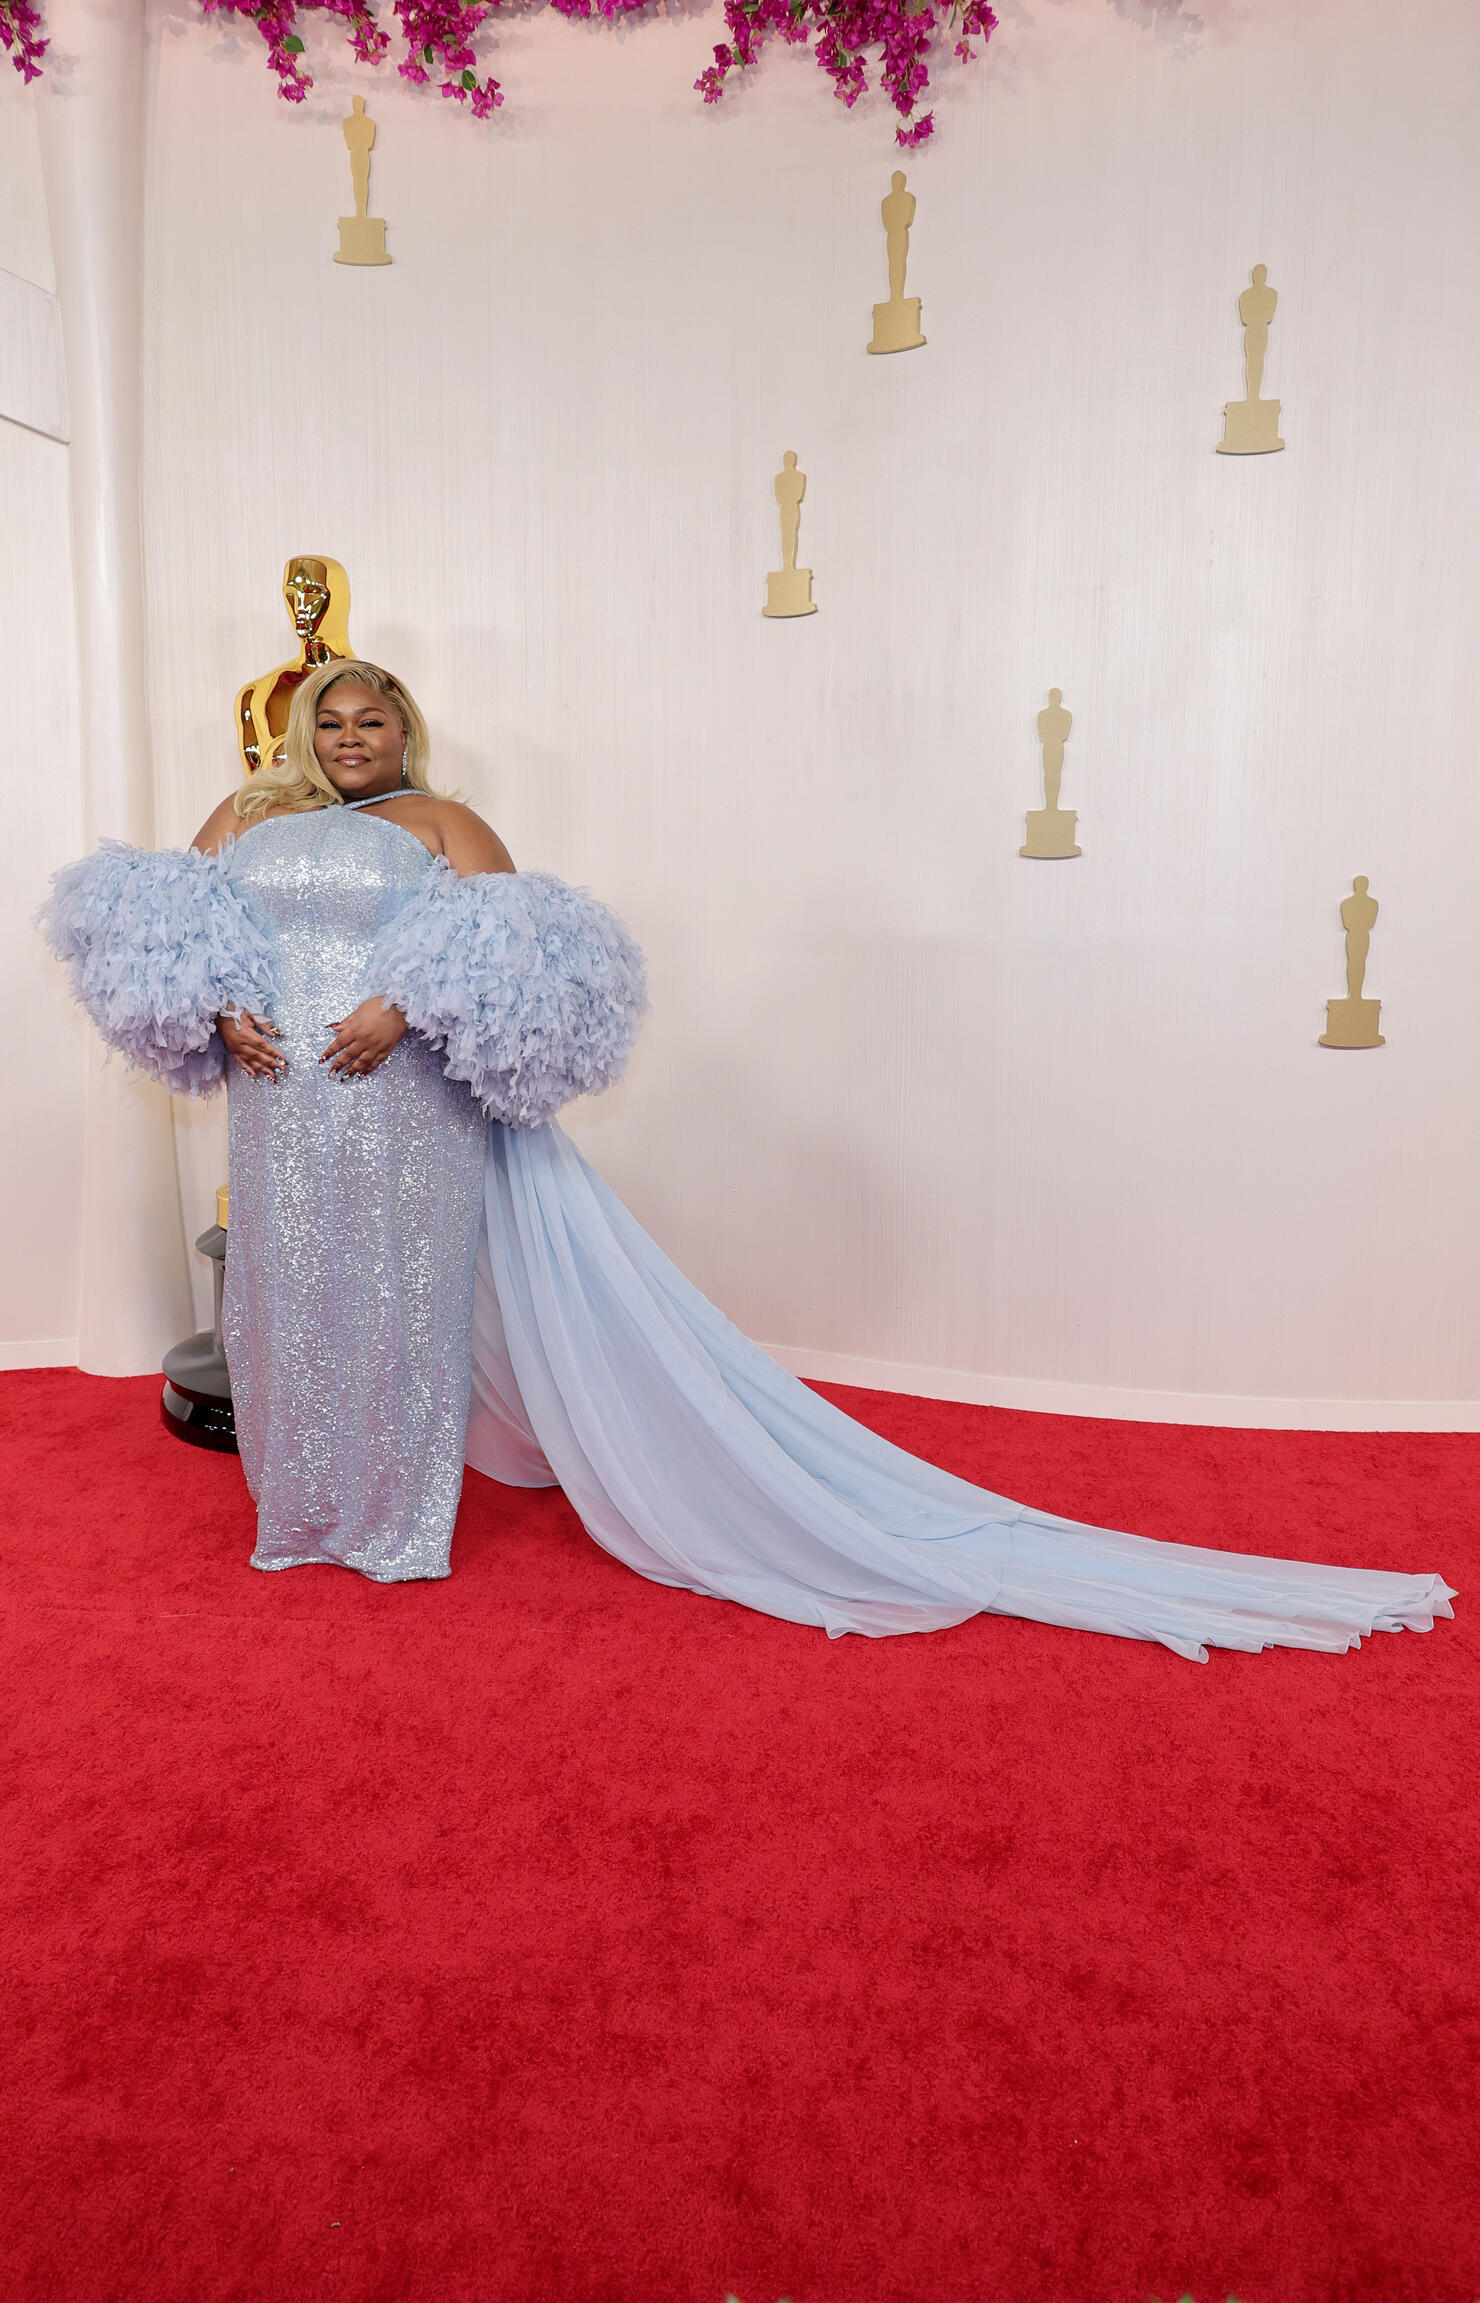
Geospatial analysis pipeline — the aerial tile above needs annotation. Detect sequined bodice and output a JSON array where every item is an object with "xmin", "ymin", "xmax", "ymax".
[{"xmin": 224, "ymin": 808, "xmax": 433, "ymax": 1061}]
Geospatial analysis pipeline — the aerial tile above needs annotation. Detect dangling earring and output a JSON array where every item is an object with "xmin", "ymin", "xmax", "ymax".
[{"xmin": 400, "ymin": 746, "xmax": 409, "ymax": 788}]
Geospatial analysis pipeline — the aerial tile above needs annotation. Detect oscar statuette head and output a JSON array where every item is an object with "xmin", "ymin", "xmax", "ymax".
[{"xmin": 283, "ymin": 557, "xmax": 331, "ymax": 640}]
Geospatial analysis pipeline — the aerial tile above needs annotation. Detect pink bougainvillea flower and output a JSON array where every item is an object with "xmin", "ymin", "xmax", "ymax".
[
  {"xmin": 192, "ymin": 0, "xmax": 499, "ymax": 117},
  {"xmin": 0, "ymin": 0, "xmax": 48, "ymax": 81},
  {"xmin": 695, "ymin": 0, "xmax": 995, "ymax": 146}
]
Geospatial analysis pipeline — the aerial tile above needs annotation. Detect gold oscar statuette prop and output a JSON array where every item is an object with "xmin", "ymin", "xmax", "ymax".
[
  {"xmin": 1020, "ymin": 688, "xmax": 1081, "ymax": 859},
  {"xmin": 1319, "ymin": 877, "xmax": 1385, "ymax": 1048},
  {"xmin": 335, "ymin": 96, "xmax": 391, "ymax": 267},
  {"xmin": 235, "ymin": 555, "xmax": 356, "ymax": 775},
  {"xmin": 867, "ymin": 170, "xmax": 926, "ymax": 355},
  {"xmin": 1217, "ymin": 264, "xmax": 1285, "ymax": 455},
  {"xmin": 762, "ymin": 452, "xmax": 818, "ymax": 618}
]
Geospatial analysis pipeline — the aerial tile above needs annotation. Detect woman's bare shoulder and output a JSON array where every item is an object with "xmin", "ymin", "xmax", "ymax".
[
  {"xmin": 191, "ymin": 793, "xmax": 243, "ymax": 856},
  {"xmin": 423, "ymin": 798, "xmax": 515, "ymax": 877}
]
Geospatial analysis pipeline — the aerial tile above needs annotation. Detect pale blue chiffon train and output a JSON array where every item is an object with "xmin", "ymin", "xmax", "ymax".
[{"xmin": 466, "ymin": 1123, "xmax": 1457, "ymax": 1663}]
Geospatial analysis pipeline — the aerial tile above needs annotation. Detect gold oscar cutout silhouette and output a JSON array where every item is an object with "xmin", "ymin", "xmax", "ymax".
[
  {"xmin": 762, "ymin": 452, "xmax": 818, "ymax": 618},
  {"xmin": 868, "ymin": 171, "xmax": 925, "ymax": 354},
  {"xmin": 1319, "ymin": 876, "xmax": 1384, "ymax": 1047},
  {"xmin": 1217, "ymin": 264, "xmax": 1284, "ymax": 455},
  {"xmin": 1020, "ymin": 689, "xmax": 1081, "ymax": 859},
  {"xmin": 235, "ymin": 556, "xmax": 356, "ymax": 774},
  {"xmin": 335, "ymin": 96, "xmax": 391, "ymax": 267}
]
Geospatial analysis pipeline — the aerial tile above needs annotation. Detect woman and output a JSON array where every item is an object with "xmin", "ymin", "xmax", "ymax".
[
  {"xmin": 42, "ymin": 662, "xmax": 1455, "ymax": 1660},
  {"xmin": 192, "ymin": 665, "xmax": 523, "ymax": 1581}
]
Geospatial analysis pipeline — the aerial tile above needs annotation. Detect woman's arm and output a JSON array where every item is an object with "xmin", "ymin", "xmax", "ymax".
[
  {"xmin": 185, "ymin": 794, "xmax": 285, "ymax": 1075},
  {"xmin": 428, "ymin": 800, "xmax": 515, "ymax": 878},
  {"xmin": 36, "ymin": 835, "xmax": 277, "ymax": 1097},
  {"xmin": 192, "ymin": 794, "xmax": 242, "ymax": 858},
  {"xmin": 367, "ymin": 867, "xmax": 648, "ymax": 1126},
  {"xmin": 324, "ymin": 803, "xmax": 515, "ymax": 1075}
]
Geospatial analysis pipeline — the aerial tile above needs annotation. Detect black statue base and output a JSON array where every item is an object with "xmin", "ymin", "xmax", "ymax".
[
  {"xmin": 162, "ymin": 1368, "xmax": 238, "ymax": 1453},
  {"xmin": 161, "ymin": 1217, "xmax": 237, "ymax": 1453}
]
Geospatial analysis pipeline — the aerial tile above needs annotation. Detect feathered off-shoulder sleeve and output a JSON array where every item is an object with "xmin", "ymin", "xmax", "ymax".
[
  {"xmin": 36, "ymin": 841, "xmax": 276, "ymax": 1097},
  {"xmin": 371, "ymin": 864, "xmax": 648, "ymax": 1128}
]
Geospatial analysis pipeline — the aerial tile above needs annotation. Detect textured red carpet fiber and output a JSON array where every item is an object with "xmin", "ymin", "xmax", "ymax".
[{"xmin": 1, "ymin": 1368, "xmax": 1476, "ymax": 2303}]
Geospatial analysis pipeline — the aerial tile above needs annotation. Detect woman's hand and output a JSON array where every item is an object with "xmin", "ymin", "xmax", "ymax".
[
  {"xmin": 321, "ymin": 997, "xmax": 408, "ymax": 1077},
  {"xmin": 219, "ymin": 1009, "xmax": 285, "ymax": 1079}
]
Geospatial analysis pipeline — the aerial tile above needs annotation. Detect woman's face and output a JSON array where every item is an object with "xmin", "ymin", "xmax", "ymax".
[{"xmin": 312, "ymin": 684, "xmax": 405, "ymax": 798}]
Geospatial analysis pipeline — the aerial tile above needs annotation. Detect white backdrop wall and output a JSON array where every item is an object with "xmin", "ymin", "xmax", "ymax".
[{"xmin": 6, "ymin": 0, "xmax": 1480, "ymax": 1420}]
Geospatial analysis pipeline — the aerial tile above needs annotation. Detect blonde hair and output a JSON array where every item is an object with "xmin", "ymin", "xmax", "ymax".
[{"xmin": 234, "ymin": 659, "xmax": 436, "ymax": 822}]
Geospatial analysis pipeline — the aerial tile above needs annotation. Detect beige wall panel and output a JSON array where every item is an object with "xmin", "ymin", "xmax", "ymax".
[{"xmin": 118, "ymin": 0, "xmax": 1480, "ymax": 1415}]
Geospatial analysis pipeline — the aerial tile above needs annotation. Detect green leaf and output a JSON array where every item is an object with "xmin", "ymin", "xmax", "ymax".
[
  {"xmin": 283, "ymin": 32, "xmax": 304, "ymax": 50},
  {"xmin": 424, "ymin": 42, "xmax": 434, "ymax": 62},
  {"xmin": 460, "ymin": 67, "xmax": 475, "ymax": 87}
]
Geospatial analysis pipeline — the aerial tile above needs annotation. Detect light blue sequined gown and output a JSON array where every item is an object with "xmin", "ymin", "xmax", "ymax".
[
  {"xmin": 210, "ymin": 807, "xmax": 1454, "ymax": 1659},
  {"xmin": 223, "ymin": 809, "xmax": 486, "ymax": 1579}
]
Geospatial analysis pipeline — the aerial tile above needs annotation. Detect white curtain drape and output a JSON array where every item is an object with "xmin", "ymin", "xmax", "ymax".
[{"xmin": 35, "ymin": 0, "xmax": 190, "ymax": 1373}]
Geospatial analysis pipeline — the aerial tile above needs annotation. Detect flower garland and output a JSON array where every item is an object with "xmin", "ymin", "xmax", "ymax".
[
  {"xmin": 3, "ymin": 0, "xmax": 999, "ymax": 143},
  {"xmin": 197, "ymin": 2, "xmax": 506, "ymax": 118}
]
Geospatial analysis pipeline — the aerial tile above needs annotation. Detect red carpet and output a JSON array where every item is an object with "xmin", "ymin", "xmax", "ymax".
[{"xmin": 1, "ymin": 1367, "xmax": 1476, "ymax": 2303}]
